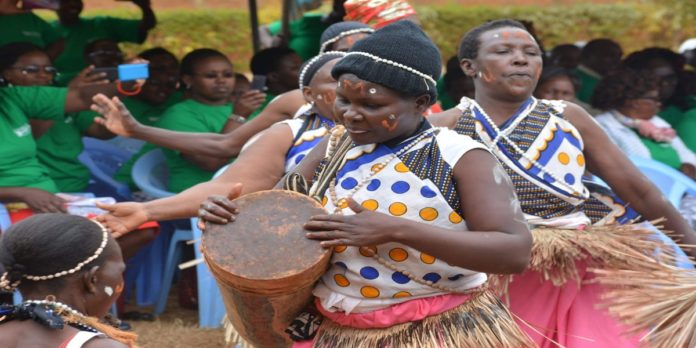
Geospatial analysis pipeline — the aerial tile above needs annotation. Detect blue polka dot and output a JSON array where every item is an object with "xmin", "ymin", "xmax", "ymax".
[
  {"xmin": 360, "ymin": 266, "xmax": 379, "ymax": 280},
  {"xmin": 423, "ymin": 273, "xmax": 441, "ymax": 283},
  {"xmin": 448, "ymin": 274, "xmax": 464, "ymax": 281},
  {"xmin": 367, "ymin": 179, "xmax": 381, "ymax": 191},
  {"xmin": 391, "ymin": 181, "xmax": 410, "ymax": 194},
  {"xmin": 341, "ymin": 177, "xmax": 358, "ymax": 190},
  {"xmin": 543, "ymin": 173, "xmax": 555, "ymax": 183},
  {"xmin": 564, "ymin": 173, "xmax": 575, "ymax": 185},
  {"xmin": 420, "ymin": 186, "xmax": 437, "ymax": 198},
  {"xmin": 391, "ymin": 272, "xmax": 410, "ymax": 284},
  {"xmin": 334, "ymin": 262, "xmax": 347, "ymax": 269},
  {"xmin": 294, "ymin": 154, "xmax": 306, "ymax": 164}
]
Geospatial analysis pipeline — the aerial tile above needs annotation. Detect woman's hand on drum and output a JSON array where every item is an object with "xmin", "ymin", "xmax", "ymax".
[
  {"xmin": 197, "ymin": 196, "xmax": 240, "ymax": 230},
  {"xmin": 305, "ymin": 199, "xmax": 400, "ymax": 248}
]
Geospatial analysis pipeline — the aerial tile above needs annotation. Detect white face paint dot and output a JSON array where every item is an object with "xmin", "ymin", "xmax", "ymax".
[
  {"xmin": 369, "ymin": 88, "xmax": 377, "ymax": 94},
  {"xmin": 317, "ymin": 94, "xmax": 323, "ymax": 100},
  {"xmin": 104, "ymin": 286, "xmax": 114, "ymax": 297}
]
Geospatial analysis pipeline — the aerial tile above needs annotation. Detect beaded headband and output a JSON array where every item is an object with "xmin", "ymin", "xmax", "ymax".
[
  {"xmin": 343, "ymin": 51, "xmax": 437, "ymax": 90},
  {"xmin": 319, "ymin": 28, "xmax": 375, "ymax": 54},
  {"xmin": 0, "ymin": 219, "xmax": 109, "ymax": 291},
  {"xmin": 298, "ymin": 51, "xmax": 347, "ymax": 90}
]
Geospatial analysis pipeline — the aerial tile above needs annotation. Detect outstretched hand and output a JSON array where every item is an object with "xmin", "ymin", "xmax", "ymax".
[
  {"xmin": 91, "ymin": 94, "xmax": 141, "ymax": 137},
  {"xmin": 197, "ymin": 184, "xmax": 244, "ymax": 230},
  {"xmin": 304, "ymin": 199, "xmax": 401, "ymax": 248},
  {"xmin": 95, "ymin": 201, "xmax": 148, "ymax": 238}
]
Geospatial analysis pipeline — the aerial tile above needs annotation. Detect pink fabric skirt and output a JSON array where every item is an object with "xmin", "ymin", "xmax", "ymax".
[
  {"xmin": 292, "ymin": 293, "xmax": 471, "ymax": 347},
  {"xmin": 508, "ymin": 259, "xmax": 642, "ymax": 347}
]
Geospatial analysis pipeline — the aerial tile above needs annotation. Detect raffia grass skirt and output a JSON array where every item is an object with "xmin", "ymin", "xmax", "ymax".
[
  {"xmin": 312, "ymin": 290, "xmax": 535, "ymax": 348},
  {"xmin": 492, "ymin": 222, "xmax": 696, "ymax": 348}
]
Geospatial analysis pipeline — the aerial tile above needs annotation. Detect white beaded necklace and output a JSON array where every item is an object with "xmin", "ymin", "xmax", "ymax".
[
  {"xmin": 463, "ymin": 98, "xmax": 586, "ymax": 198},
  {"xmin": 24, "ymin": 299, "xmax": 86, "ymax": 319},
  {"xmin": 327, "ymin": 128, "xmax": 484, "ymax": 294}
]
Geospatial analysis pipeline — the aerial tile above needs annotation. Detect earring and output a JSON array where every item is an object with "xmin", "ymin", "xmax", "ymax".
[
  {"xmin": 476, "ymin": 71, "xmax": 482, "ymax": 79},
  {"xmin": 388, "ymin": 114, "xmax": 396, "ymax": 120}
]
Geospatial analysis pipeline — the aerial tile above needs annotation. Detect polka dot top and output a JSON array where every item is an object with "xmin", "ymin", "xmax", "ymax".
[{"xmin": 313, "ymin": 126, "xmax": 488, "ymax": 314}]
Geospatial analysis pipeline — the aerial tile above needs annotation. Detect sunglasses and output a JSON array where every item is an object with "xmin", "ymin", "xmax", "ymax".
[
  {"xmin": 194, "ymin": 72, "xmax": 235, "ymax": 79},
  {"xmin": 9, "ymin": 65, "xmax": 59, "ymax": 75}
]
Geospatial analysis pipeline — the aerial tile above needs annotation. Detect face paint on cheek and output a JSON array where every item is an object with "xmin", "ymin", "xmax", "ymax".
[
  {"xmin": 114, "ymin": 281, "xmax": 124, "ymax": 297},
  {"xmin": 481, "ymin": 70, "xmax": 494, "ymax": 83},
  {"xmin": 104, "ymin": 286, "xmax": 114, "ymax": 297},
  {"xmin": 381, "ymin": 118, "xmax": 399, "ymax": 132}
]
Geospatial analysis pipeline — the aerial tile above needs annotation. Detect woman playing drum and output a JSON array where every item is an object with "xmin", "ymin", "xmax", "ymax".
[{"xmin": 204, "ymin": 20, "xmax": 535, "ymax": 347}]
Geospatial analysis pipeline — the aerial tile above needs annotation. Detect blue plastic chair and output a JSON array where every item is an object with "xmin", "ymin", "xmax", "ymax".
[
  {"xmin": 79, "ymin": 137, "xmax": 132, "ymax": 200},
  {"xmin": 131, "ymin": 149, "xmax": 174, "ymax": 199},
  {"xmin": 0, "ymin": 203, "xmax": 10, "ymax": 233},
  {"xmin": 190, "ymin": 164, "xmax": 230, "ymax": 328},
  {"xmin": 133, "ymin": 150, "xmax": 196, "ymax": 316},
  {"xmin": 107, "ymin": 136, "xmax": 146, "ymax": 155},
  {"xmin": 629, "ymin": 155, "xmax": 696, "ymax": 207}
]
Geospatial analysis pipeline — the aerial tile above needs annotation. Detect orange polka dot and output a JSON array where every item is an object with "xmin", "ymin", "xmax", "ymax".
[
  {"xmin": 338, "ymin": 199, "xmax": 348, "ymax": 209},
  {"xmin": 394, "ymin": 162, "xmax": 409, "ymax": 173},
  {"xmin": 334, "ymin": 245, "xmax": 347, "ymax": 253},
  {"xmin": 420, "ymin": 253, "xmax": 436, "ymax": 264},
  {"xmin": 419, "ymin": 207, "xmax": 439, "ymax": 221},
  {"xmin": 334, "ymin": 274, "xmax": 350, "ymax": 287},
  {"xmin": 389, "ymin": 248, "xmax": 408, "ymax": 262},
  {"xmin": 576, "ymin": 154, "xmax": 585, "ymax": 166},
  {"xmin": 360, "ymin": 286, "xmax": 380, "ymax": 298},
  {"xmin": 449, "ymin": 211, "xmax": 463, "ymax": 224},
  {"xmin": 558, "ymin": 152, "xmax": 570, "ymax": 165},
  {"xmin": 321, "ymin": 196, "xmax": 328, "ymax": 207},
  {"xmin": 362, "ymin": 199, "xmax": 379, "ymax": 211},
  {"xmin": 393, "ymin": 291, "xmax": 412, "ymax": 299},
  {"xmin": 389, "ymin": 202, "xmax": 407, "ymax": 216},
  {"xmin": 359, "ymin": 246, "xmax": 378, "ymax": 257},
  {"xmin": 371, "ymin": 163, "xmax": 384, "ymax": 173}
]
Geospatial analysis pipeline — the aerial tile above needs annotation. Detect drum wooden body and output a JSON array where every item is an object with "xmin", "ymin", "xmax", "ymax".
[{"xmin": 202, "ymin": 190, "xmax": 331, "ymax": 348}]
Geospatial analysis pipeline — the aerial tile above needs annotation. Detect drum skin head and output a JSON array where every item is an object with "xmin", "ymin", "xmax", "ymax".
[{"xmin": 203, "ymin": 190, "xmax": 331, "ymax": 287}]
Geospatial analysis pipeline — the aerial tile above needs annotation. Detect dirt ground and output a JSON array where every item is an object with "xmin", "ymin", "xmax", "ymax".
[{"xmin": 126, "ymin": 286, "xmax": 232, "ymax": 348}]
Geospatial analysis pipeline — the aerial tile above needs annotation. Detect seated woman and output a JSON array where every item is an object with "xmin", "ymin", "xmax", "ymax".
[
  {"xmin": 91, "ymin": 51, "xmax": 346, "ymax": 235},
  {"xmin": 0, "ymin": 42, "xmax": 157, "ymax": 260},
  {"xmin": 211, "ymin": 20, "xmax": 535, "ymax": 347},
  {"xmin": 593, "ymin": 67, "xmax": 696, "ymax": 178},
  {"xmin": 0, "ymin": 214, "xmax": 135, "ymax": 347}
]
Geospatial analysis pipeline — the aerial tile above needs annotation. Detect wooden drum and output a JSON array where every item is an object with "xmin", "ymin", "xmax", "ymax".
[{"xmin": 202, "ymin": 190, "xmax": 331, "ymax": 348}]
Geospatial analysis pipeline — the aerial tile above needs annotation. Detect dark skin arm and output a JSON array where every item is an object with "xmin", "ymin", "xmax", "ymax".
[
  {"xmin": 132, "ymin": 0, "xmax": 157, "ymax": 43},
  {"xmin": 0, "ymin": 187, "xmax": 66, "ymax": 213},
  {"xmin": 91, "ymin": 90, "xmax": 306, "ymax": 157},
  {"xmin": 96, "ymin": 124, "xmax": 294, "ymax": 236},
  {"xmin": 564, "ymin": 102, "xmax": 696, "ymax": 256},
  {"xmin": 305, "ymin": 149, "xmax": 532, "ymax": 274}
]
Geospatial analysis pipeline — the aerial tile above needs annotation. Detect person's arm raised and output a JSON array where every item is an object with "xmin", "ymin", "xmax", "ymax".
[
  {"xmin": 91, "ymin": 90, "xmax": 305, "ymax": 158},
  {"xmin": 564, "ymin": 102, "xmax": 696, "ymax": 257},
  {"xmin": 305, "ymin": 149, "xmax": 532, "ymax": 274}
]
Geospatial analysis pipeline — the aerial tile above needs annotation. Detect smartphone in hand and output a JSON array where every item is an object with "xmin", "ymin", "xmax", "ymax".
[
  {"xmin": 88, "ymin": 64, "xmax": 149, "ymax": 82},
  {"xmin": 250, "ymin": 75, "xmax": 267, "ymax": 91}
]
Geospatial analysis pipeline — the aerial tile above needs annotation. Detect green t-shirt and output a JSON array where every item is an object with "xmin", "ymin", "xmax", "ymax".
[
  {"xmin": 436, "ymin": 76, "xmax": 456, "ymax": 110},
  {"xmin": 0, "ymin": 12, "xmax": 62, "ymax": 48},
  {"xmin": 638, "ymin": 134, "xmax": 682, "ymax": 169},
  {"xmin": 247, "ymin": 93, "xmax": 276, "ymax": 120},
  {"xmin": 155, "ymin": 99, "xmax": 233, "ymax": 193},
  {"xmin": 268, "ymin": 13, "xmax": 329, "ymax": 61},
  {"xmin": 658, "ymin": 104, "xmax": 685, "ymax": 128},
  {"xmin": 574, "ymin": 66, "xmax": 601, "ymax": 104},
  {"xmin": 0, "ymin": 86, "xmax": 67, "ymax": 192},
  {"xmin": 52, "ymin": 17, "xmax": 141, "ymax": 86},
  {"xmin": 35, "ymin": 111, "xmax": 98, "ymax": 192},
  {"xmin": 676, "ymin": 108, "xmax": 696, "ymax": 153},
  {"xmin": 112, "ymin": 93, "xmax": 185, "ymax": 188}
]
